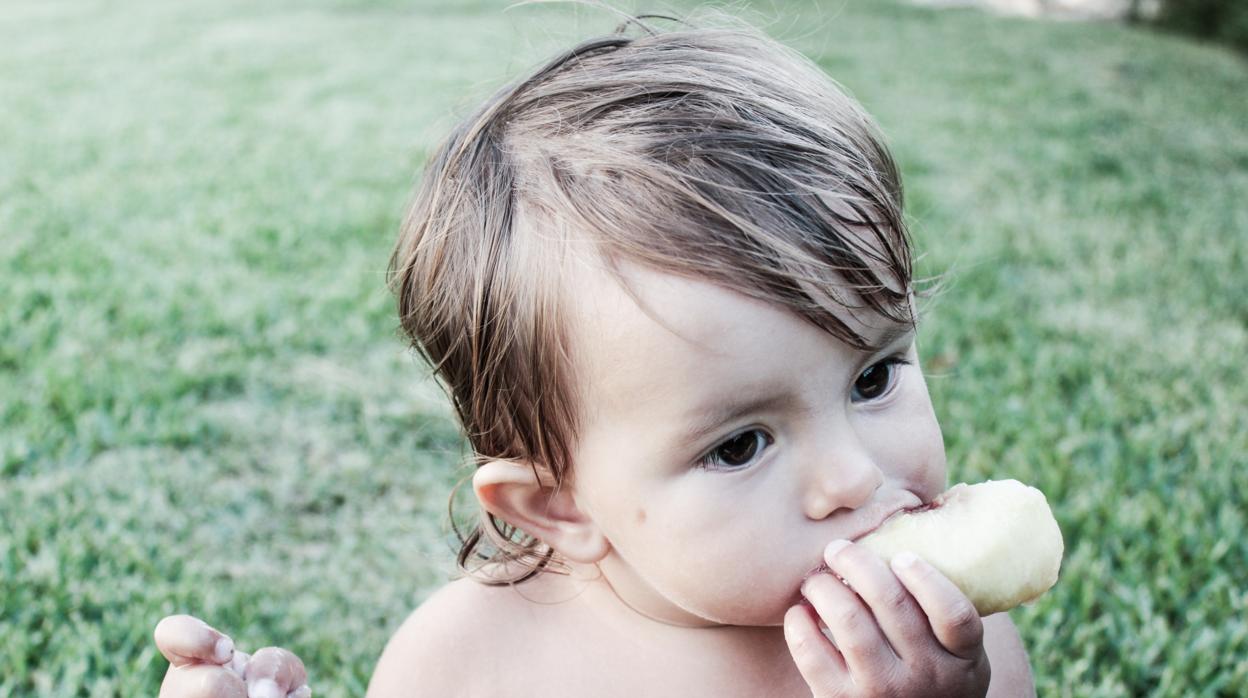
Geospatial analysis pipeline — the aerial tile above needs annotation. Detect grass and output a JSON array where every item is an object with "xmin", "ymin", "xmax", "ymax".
[{"xmin": 1, "ymin": 0, "xmax": 1245, "ymax": 695}]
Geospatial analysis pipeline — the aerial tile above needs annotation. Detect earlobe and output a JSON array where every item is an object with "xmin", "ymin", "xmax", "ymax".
[{"xmin": 472, "ymin": 460, "xmax": 610, "ymax": 564}]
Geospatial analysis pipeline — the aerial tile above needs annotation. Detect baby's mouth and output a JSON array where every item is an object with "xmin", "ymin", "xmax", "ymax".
[{"xmin": 798, "ymin": 493, "xmax": 926, "ymax": 583}]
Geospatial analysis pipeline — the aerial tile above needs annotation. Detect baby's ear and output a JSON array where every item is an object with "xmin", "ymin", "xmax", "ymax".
[{"xmin": 472, "ymin": 460, "xmax": 609, "ymax": 564}]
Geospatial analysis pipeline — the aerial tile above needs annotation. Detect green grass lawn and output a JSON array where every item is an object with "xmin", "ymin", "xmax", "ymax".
[{"xmin": 2, "ymin": 0, "xmax": 1245, "ymax": 695}]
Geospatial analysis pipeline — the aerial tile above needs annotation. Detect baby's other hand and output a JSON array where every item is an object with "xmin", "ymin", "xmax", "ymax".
[
  {"xmin": 783, "ymin": 541, "xmax": 990, "ymax": 697},
  {"xmin": 155, "ymin": 615, "xmax": 311, "ymax": 698}
]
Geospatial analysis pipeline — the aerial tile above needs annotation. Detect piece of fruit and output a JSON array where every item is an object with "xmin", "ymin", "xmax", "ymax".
[{"xmin": 859, "ymin": 479, "xmax": 1063, "ymax": 615}]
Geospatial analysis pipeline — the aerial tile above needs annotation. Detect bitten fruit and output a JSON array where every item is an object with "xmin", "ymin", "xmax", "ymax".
[{"xmin": 859, "ymin": 479, "xmax": 1063, "ymax": 616}]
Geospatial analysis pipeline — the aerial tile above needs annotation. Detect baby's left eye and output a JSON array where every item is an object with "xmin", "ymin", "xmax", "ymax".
[{"xmin": 852, "ymin": 357, "xmax": 910, "ymax": 402}]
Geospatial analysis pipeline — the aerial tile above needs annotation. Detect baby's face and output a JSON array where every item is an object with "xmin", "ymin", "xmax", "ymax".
[{"xmin": 562, "ymin": 261, "xmax": 946, "ymax": 627}]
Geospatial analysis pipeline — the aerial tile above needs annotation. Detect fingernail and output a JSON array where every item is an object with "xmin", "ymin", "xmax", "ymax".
[
  {"xmin": 891, "ymin": 551, "xmax": 919, "ymax": 572},
  {"xmin": 289, "ymin": 686, "xmax": 312, "ymax": 698},
  {"xmin": 214, "ymin": 636, "xmax": 234, "ymax": 663},
  {"xmin": 824, "ymin": 539, "xmax": 851, "ymax": 560},
  {"xmin": 249, "ymin": 678, "xmax": 283, "ymax": 698}
]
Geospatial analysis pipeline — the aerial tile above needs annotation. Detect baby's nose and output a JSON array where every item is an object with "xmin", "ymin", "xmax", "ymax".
[{"xmin": 801, "ymin": 445, "xmax": 883, "ymax": 520}]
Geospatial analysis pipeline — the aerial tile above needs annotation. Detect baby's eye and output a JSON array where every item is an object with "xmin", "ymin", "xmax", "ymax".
[
  {"xmin": 852, "ymin": 356, "xmax": 911, "ymax": 402},
  {"xmin": 698, "ymin": 428, "xmax": 774, "ymax": 471}
]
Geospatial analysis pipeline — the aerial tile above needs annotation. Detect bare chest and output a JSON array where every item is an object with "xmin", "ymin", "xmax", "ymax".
[
  {"xmin": 527, "ymin": 649, "xmax": 810, "ymax": 697},
  {"xmin": 484, "ymin": 617, "xmax": 811, "ymax": 698},
  {"xmin": 454, "ymin": 571, "xmax": 811, "ymax": 697}
]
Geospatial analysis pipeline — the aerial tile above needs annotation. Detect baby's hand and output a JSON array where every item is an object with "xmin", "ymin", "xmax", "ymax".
[
  {"xmin": 155, "ymin": 615, "xmax": 311, "ymax": 698},
  {"xmin": 783, "ymin": 541, "xmax": 990, "ymax": 697}
]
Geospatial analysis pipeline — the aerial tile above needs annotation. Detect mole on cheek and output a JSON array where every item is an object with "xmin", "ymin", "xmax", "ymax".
[{"xmin": 635, "ymin": 508, "xmax": 646, "ymax": 524}]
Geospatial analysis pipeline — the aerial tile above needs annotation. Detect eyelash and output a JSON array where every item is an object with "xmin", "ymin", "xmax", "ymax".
[
  {"xmin": 693, "ymin": 354, "xmax": 911, "ymax": 472},
  {"xmin": 696, "ymin": 428, "xmax": 774, "ymax": 472},
  {"xmin": 851, "ymin": 355, "xmax": 912, "ymax": 403}
]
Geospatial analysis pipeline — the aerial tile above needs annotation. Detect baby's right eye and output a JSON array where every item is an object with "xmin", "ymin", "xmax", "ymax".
[{"xmin": 697, "ymin": 428, "xmax": 774, "ymax": 471}]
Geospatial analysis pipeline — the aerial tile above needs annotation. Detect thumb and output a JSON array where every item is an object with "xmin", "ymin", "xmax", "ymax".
[{"xmin": 154, "ymin": 615, "xmax": 235, "ymax": 667}]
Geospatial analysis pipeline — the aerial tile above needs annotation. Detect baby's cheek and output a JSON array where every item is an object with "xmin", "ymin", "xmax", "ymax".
[
  {"xmin": 916, "ymin": 423, "xmax": 948, "ymax": 494},
  {"xmin": 878, "ymin": 388, "xmax": 946, "ymax": 493},
  {"xmin": 914, "ymin": 382, "xmax": 947, "ymax": 479}
]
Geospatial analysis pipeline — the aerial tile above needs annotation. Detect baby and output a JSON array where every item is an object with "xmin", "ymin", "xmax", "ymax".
[{"xmin": 155, "ymin": 14, "xmax": 1036, "ymax": 698}]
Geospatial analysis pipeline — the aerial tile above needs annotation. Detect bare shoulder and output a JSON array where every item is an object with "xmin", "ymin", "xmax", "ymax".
[
  {"xmin": 982, "ymin": 612, "xmax": 1037, "ymax": 698},
  {"xmin": 366, "ymin": 577, "xmax": 532, "ymax": 698}
]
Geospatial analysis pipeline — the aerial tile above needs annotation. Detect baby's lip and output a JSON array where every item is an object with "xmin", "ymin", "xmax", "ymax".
[
  {"xmin": 846, "ymin": 490, "xmax": 924, "ymax": 542},
  {"xmin": 800, "ymin": 490, "xmax": 924, "ymax": 582}
]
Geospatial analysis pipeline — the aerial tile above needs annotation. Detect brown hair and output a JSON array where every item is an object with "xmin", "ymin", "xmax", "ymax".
[{"xmin": 389, "ymin": 11, "xmax": 914, "ymax": 584}]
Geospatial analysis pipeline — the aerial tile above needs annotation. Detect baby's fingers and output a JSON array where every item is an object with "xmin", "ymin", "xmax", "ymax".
[
  {"xmin": 246, "ymin": 647, "xmax": 310, "ymax": 698},
  {"xmin": 159, "ymin": 663, "xmax": 247, "ymax": 698},
  {"xmin": 890, "ymin": 553, "xmax": 984, "ymax": 659},
  {"xmin": 155, "ymin": 615, "xmax": 235, "ymax": 668},
  {"xmin": 783, "ymin": 603, "xmax": 849, "ymax": 695}
]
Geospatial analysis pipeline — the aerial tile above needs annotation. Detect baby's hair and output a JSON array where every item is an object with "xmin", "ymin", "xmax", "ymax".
[{"xmin": 389, "ymin": 10, "xmax": 914, "ymax": 584}]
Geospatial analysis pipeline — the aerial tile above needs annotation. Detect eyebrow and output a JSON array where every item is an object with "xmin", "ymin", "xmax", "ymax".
[
  {"xmin": 865, "ymin": 324, "xmax": 916, "ymax": 353},
  {"xmin": 673, "ymin": 325, "xmax": 916, "ymax": 455},
  {"xmin": 676, "ymin": 391, "xmax": 805, "ymax": 453}
]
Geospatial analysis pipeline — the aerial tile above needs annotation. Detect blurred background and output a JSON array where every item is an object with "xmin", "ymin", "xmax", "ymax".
[{"xmin": 1, "ymin": 0, "xmax": 1245, "ymax": 695}]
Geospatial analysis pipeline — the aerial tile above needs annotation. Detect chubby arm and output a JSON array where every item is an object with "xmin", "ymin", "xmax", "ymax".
[{"xmin": 983, "ymin": 613, "xmax": 1035, "ymax": 697}]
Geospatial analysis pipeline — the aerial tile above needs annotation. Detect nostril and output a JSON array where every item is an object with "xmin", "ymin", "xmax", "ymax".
[{"xmin": 809, "ymin": 458, "xmax": 883, "ymax": 507}]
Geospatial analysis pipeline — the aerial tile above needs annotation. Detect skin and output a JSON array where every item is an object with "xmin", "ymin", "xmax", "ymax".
[
  {"xmin": 156, "ymin": 260, "xmax": 1037, "ymax": 696},
  {"xmin": 463, "ymin": 261, "xmax": 1019, "ymax": 695},
  {"xmin": 379, "ymin": 260, "xmax": 1030, "ymax": 696},
  {"xmin": 531, "ymin": 263, "xmax": 949, "ymax": 629}
]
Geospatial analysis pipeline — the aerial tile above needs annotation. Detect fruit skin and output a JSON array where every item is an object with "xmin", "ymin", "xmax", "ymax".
[{"xmin": 858, "ymin": 479, "xmax": 1064, "ymax": 616}]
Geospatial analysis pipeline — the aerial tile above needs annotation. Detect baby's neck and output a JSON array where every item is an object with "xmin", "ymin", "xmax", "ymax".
[
  {"xmin": 481, "ymin": 561, "xmax": 809, "ymax": 696},
  {"xmin": 557, "ymin": 561, "xmax": 791, "ymax": 651}
]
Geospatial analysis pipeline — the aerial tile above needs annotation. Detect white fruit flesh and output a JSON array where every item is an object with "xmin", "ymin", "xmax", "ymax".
[{"xmin": 858, "ymin": 479, "xmax": 1063, "ymax": 616}]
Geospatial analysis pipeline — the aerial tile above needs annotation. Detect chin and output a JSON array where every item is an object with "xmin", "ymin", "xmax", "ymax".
[
  {"xmin": 686, "ymin": 581, "xmax": 808, "ymax": 628},
  {"xmin": 677, "ymin": 570, "xmax": 809, "ymax": 628}
]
